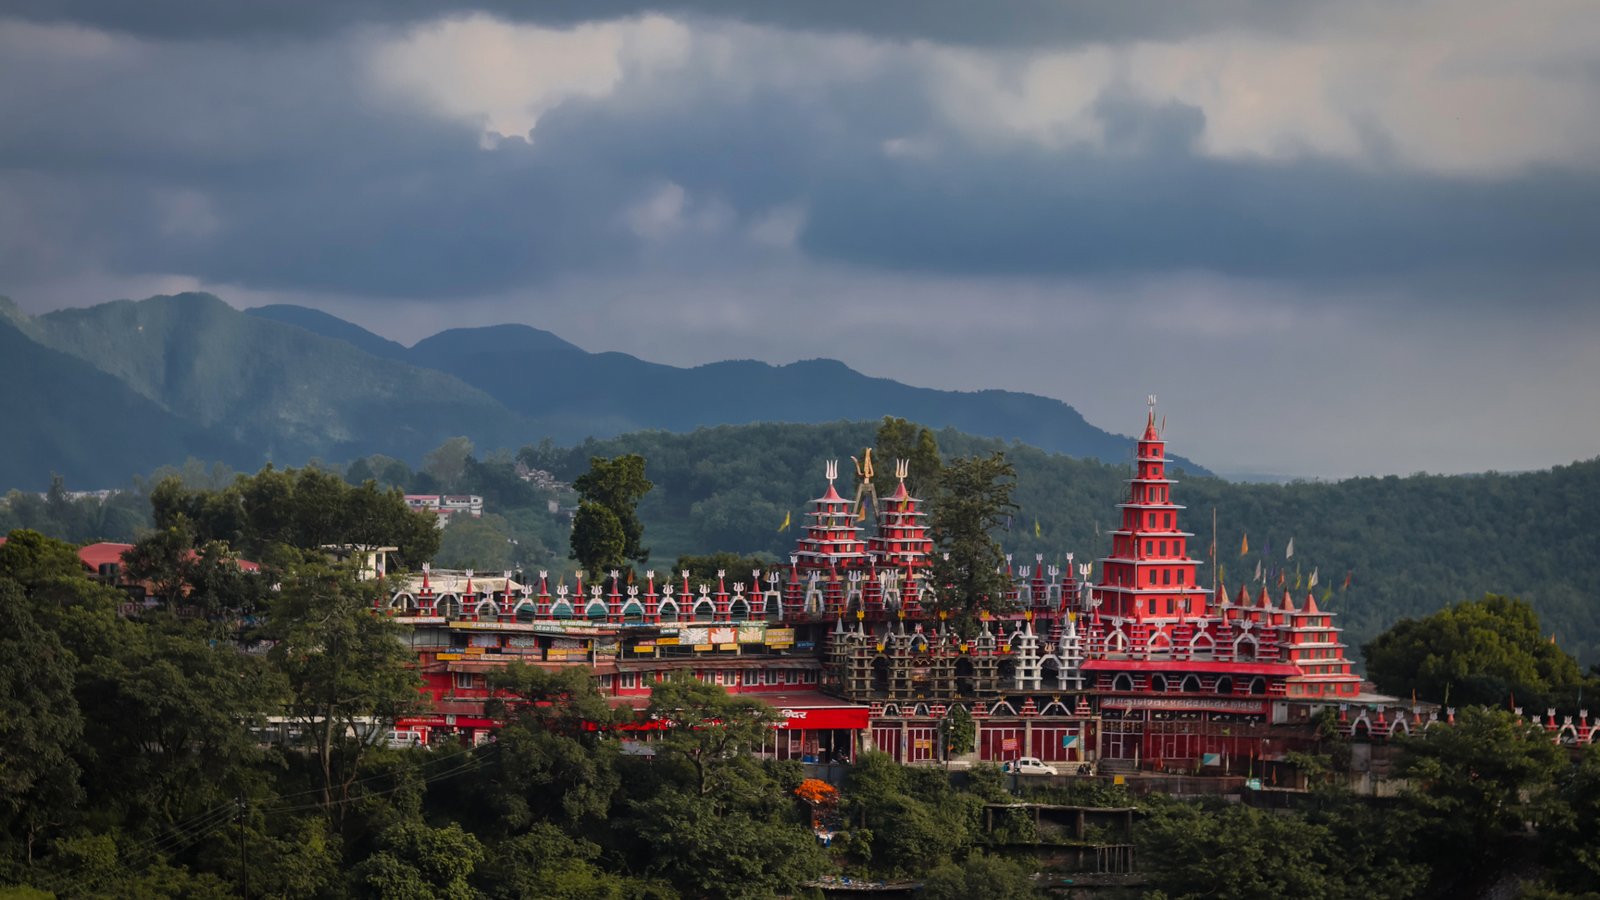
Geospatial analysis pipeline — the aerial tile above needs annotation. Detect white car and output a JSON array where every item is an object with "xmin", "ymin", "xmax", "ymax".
[{"xmin": 1005, "ymin": 756, "xmax": 1058, "ymax": 776}]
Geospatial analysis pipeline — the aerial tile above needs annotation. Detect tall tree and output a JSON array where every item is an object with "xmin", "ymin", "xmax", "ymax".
[
  {"xmin": 0, "ymin": 579, "xmax": 84, "ymax": 866},
  {"xmin": 265, "ymin": 557, "xmax": 423, "ymax": 811},
  {"xmin": 423, "ymin": 437, "xmax": 474, "ymax": 491},
  {"xmin": 875, "ymin": 417, "xmax": 942, "ymax": 497},
  {"xmin": 930, "ymin": 452, "xmax": 1018, "ymax": 623},
  {"xmin": 571, "ymin": 455, "xmax": 652, "ymax": 573}
]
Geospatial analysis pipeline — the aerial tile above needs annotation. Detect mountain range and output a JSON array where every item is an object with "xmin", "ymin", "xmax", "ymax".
[{"xmin": 0, "ymin": 293, "xmax": 1204, "ymax": 489}]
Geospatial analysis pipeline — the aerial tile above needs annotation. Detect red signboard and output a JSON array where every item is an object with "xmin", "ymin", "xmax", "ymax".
[
  {"xmin": 774, "ymin": 706, "xmax": 869, "ymax": 730},
  {"xmin": 1001, "ymin": 738, "xmax": 1019, "ymax": 751}
]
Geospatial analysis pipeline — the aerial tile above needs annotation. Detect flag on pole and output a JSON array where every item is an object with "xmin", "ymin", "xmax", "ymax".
[
  {"xmin": 1254, "ymin": 560, "xmax": 1262, "ymax": 582},
  {"xmin": 1277, "ymin": 569, "xmax": 1286, "ymax": 587},
  {"xmin": 1240, "ymin": 534, "xmax": 1249, "ymax": 557},
  {"xmin": 778, "ymin": 510, "xmax": 792, "ymax": 532},
  {"xmin": 1285, "ymin": 538, "xmax": 1295, "ymax": 559},
  {"xmin": 1342, "ymin": 570, "xmax": 1353, "ymax": 591},
  {"xmin": 1034, "ymin": 518, "xmax": 1041, "ymax": 538},
  {"xmin": 1294, "ymin": 568, "xmax": 1302, "ymax": 590},
  {"xmin": 1308, "ymin": 568, "xmax": 1319, "ymax": 589}
]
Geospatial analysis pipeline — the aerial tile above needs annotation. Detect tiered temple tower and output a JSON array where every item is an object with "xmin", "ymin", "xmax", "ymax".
[
  {"xmin": 1093, "ymin": 398, "xmax": 1212, "ymax": 654},
  {"xmin": 866, "ymin": 460, "xmax": 934, "ymax": 573},
  {"xmin": 792, "ymin": 460, "xmax": 870, "ymax": 572}
]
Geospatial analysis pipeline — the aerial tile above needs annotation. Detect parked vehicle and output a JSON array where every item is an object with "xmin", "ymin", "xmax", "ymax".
[{"xmin": 1004, "ymin": 756, "xmax": 1058, "ymax": 776}]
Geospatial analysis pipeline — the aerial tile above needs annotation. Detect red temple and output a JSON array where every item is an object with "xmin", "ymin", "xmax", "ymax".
[{"xmin": 380, "ymin": 403, "xmax": 1391, "ymax": 770}]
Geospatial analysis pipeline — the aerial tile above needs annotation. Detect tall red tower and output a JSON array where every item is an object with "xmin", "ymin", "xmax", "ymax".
[
  {"xmin": 1094, "ymin": 398, "xmax": 1212, "ymax": 651},
  {"xmin": 792, "ymin": 460, "xmax": 870, "ymax": 572},
  {"xmin": 867, "ymin": 460, "xmax": 933, "ymax": 573}
]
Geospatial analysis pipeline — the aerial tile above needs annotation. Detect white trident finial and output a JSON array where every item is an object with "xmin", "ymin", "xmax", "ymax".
[
  {"xmin": 1147, "ymin": 393, "xmax": 1158, "ymax": 411},
  {"xmin": 825, "ymin": 459, "xmax": 838, "ymax": 484},
  {"xmin": 895, "ymin": 458, "xmax": 909, "ymax": 481}
]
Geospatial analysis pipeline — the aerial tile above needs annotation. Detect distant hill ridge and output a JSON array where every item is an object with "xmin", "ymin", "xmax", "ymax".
[
  {"xmin": 0, "ymin": 292, "xmax": 1204, "ymax": 488},
  {"xmin": 243, "ymin": 302, "xmax": 1204, "ymax": 473}
]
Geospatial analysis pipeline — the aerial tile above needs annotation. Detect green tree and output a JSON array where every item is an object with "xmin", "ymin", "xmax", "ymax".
[
  {"xmin": 874, "ymin": 417, "xmax": 942, "ymax": 498},
  {"xmin": 941, "ymin": 705, "xmax": 975, "ymax": 757},
  {"xmin": 1396, "ymin": 705, "xmax": 1566, "ymax": 873},
  {"xmin": 922, "ymin": 852, "xmax": 1040, "ymax": 900},
  {"xmin": 646, "ymin": 676, "xmax": 782, "ymax": 799},
  {"xmin": 353, "ymin": 821, "xmax": 484, "ymax": 900},
  {"xmin": 435, "ymin": 516, "xmax": 516, "ymax": 572},
  {"xmin": 930, "ymin": 452, "xmax": 1018, "ymax": 623},
  {"xmin": 266, "ymin": 557, "xmax": 423, "ymax": 811},
  {"xmin": 422, "ymin": 437, "xmax": 475, "ymax": 492},
  {"xmin": 571, "ymin": 455, "xmax": 653, "ymax": 569},
  {"xmin": 570, "ymin": 502, "xmax": 626, "ymax": 576},
  {"xmin": 0, "ymin": 579, "xmax": 84, "ymax": 866},
  {"xmin": 1363, "ymin": 595, "xmax": 1596, "ymax": 711}
]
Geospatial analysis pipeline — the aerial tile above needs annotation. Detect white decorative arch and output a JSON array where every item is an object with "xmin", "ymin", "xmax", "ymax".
[{"xmin": 657, "ymin": 598, "xmax": 680, "ymax": 622}]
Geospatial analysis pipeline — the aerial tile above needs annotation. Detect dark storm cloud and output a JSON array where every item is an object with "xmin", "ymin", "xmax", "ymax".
[
  {"xmin": 799, "ymin": 98, "xmax": 1600, "ymax": 283},
  {"xmin": 1, "ymin": 11, "xmax": 1595, "ymax": 302},
  {"xmin": 3, "ymin": 0, "xmax": 1319, "ymax": 47}
]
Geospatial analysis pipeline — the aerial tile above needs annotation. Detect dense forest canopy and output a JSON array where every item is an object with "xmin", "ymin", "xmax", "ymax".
[{"xmin": 4, "ymin": 419, "xmax": 1597, "ymax": 663}]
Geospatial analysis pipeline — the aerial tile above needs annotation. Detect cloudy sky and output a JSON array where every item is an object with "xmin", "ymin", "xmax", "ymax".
[{"xmin": 3, "ymin": 1, "xmax": 1598, "ymax": 478}]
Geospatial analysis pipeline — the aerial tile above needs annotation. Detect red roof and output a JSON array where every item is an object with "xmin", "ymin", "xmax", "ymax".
[
  {"xmin": 75, "ymin": 542, "xmax": 260, "ymax": 573},
  {"xmin": 78, "ymin": 542, "xmax": 134, "ymax": 569}
]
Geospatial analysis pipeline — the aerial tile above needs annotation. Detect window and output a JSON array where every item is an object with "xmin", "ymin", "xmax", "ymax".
[
  {"xmin": 453, "ymin": 673, "xmax": 477, "ymax": 690},
  {"xmin": 785, "ymin": 670, "xmax": 799, "ymax": 685},
  {"xmin": 743, "ymin": 669, "xmax": 759, "ymax": 686},
  {"xmin": 1158, "ymin": 540, "xmax": 1168, "ymax": 556},
  {"xmin": 1164, "ymin": 512, "xmax": 1173, "ymax": 528},
  {"xmin": 766, "ymin": 669, "xmax": 781, "ymax": 685},
  {"xmin": 600, "ymin": 675, "xmax": 614, "ymax": 689},
  {"xmin": 620, "ymin": 672, "xmax": 638, "ymax": 689},
  {"xmin": 1162, "ymin": 569, "xmax": 1171, "ymax": 586}
]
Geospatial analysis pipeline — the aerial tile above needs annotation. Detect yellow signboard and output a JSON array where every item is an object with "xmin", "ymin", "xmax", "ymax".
[{"xmin": 436, "ymin": 653, "xmax": 462, "ymax": 661}]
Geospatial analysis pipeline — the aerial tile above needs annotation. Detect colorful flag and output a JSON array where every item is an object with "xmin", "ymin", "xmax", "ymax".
[
  {"xmin": 1342, "ymin": 570, "xmax": 1353, "ymax": 591},
  {"xmin": 1285, "ymin": 537, "xmax": 1295, "ymax": 559},
  {"xmin": 1034, "ymin": 518, "xmax": 1041, "ymax": 538},
  {"xmin": 1308, "ymin": 568, "xmax": 1319, "ymax": 589},
  {"xmin": 1254, "ymin": 560, "xmax": 1262, "ymax": 582},
  {"xmin": 1294, "ymin": 568, "xmax": 1302, "ymax": 590},
  {"xmin": 1240, "ymin": 533, "xmax": 1249, "ymax": 557},
  {"xmin": 778, "ymin": 510, "xmax": 792, "ymax": 532},
  {"xmin": 1277, "ymin": 569, "xmax": 1286, "ymax": 587}
]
